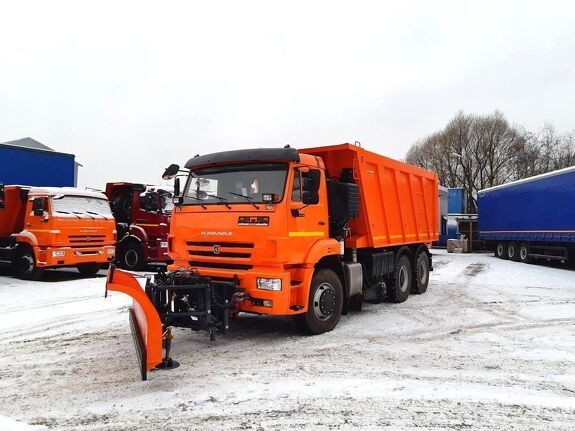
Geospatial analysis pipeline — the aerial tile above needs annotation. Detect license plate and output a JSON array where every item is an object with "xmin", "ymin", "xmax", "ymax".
[{"xmin": 160, "ymin": 241, "xmax": 168, "ymax": 248}]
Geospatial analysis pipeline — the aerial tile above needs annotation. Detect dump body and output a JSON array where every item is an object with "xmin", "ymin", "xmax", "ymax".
[
  {"xmin": 104, "ymin": 182, "xmax": 172, "ymax": 269},
  {"xmin": 479, "ymin": 167, "xmax": 575, "ymax": 243},
  {"xmin": 303, "ymin": 144, "xmax": 439, "ymax": 248},
  {"xmin": 0, "ymin": 185, "xmax": 116, "ymax": 278}
]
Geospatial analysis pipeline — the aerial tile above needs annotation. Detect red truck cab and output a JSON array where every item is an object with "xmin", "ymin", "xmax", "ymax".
[{"xmin": 104, "ymin": 182, "xmax": 173, "ymax": 270}]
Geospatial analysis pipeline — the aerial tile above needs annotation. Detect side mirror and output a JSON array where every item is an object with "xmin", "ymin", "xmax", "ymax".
[
  {"xmin": 303, "ymin": 169, "xmax": 321, "ymax": 192},
  {"xmin": 172, "ymin": 177, "xmax": 183, "ymax": 205},
  {"xmin": 174, "ymin": 177, "xmax": 180, "ymax": 197},
  {"xmin": 0, "ymin": 184, "xmax": 4, "ymax": 209},
  {"xmin": 32, "ymin": 198, "xmax": 45, "ymax": 216},
  {"xmin": 162, "ymin": 164, "xmax": 180, "ymax": 180},
  {"xmin": 302, "ymin": 169, "xmax": 321, "ymax": 205}
]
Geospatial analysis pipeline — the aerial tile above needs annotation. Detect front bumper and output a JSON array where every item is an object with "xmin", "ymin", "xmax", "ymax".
[
  {"xmin": 166, "ymin": 264, "xmax": 311, "ymax": 315},
  {"xmin": 36, "ymin": 245, "xmax": 116, "ymax": 267},
  {"xmin": 143, "ymin": 239, "xmax": 172, "ymax": 263}
]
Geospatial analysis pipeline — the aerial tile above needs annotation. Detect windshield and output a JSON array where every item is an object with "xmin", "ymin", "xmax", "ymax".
[
  {"xmin": 52, "ymin": 195, "xmax": 113, "ymax": 216},
  {"xmin": 183, "ymin": 163, "xmax": 288, "ymax": 206}
]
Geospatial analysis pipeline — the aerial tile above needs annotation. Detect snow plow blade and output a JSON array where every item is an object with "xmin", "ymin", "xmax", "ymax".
[{"xmin": 106, "ymin": 266, "xmax": 163, "ymax": 380}]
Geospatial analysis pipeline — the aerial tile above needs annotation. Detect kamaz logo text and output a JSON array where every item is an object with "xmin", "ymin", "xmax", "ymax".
[{"xmin": 200, "ymin": 231, "xmax": 233, "ymax": 236}]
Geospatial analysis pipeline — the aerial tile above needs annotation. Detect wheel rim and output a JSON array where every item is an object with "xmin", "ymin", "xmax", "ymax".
[
  {"xmin": 313, "ymin": 283, "xmax": 337, "ymax": 321},
  {"xmin": 508, "ymin": 245, "xmax": 515, "ymax": 258},
  {"xmin": 497, "ymin": 244, "xmax": 504, "ymax": 256},
  {"xmin": 520, "ymin": 246, "xmax": 528, "ymax": 260},
  {"xmin": 125, "ymin": 249, "xmax": 138, "ymax": 268},
  {"xmin": 418, "ymin": 257, "xmax": 428, "ymax": 284},
  {"xmin": 20, "ymin": 254, "xmax": 34, "ymax": 274},
  {"xmin": 398, "ymin": 265, "xmax": 409, "ymax": 292}
]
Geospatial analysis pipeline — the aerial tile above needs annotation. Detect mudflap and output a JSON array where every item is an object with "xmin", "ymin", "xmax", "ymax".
[{"xmin": 106, "ymin": 265, "xmax": 164, "ymax": 380}]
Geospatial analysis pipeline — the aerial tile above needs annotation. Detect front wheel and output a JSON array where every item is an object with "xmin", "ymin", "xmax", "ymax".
[
  {"xmin": 294, "ymin": 269, "xmax": 343, "ymax": 335},
  {"xmin": 14, "ymin": 247, "xmax": 44, "ymax": 281},
  {"xmin": 119, "ymin": 242, "xmax": 145, "ymax": 271}
]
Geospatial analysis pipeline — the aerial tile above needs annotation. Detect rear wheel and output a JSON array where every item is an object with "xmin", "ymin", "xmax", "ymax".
[
  {"xmin": 412, "ymin": 251, "xmax": 429, "ymax": 294},
  {"xmin": 495, "ymin": 242, "xmax": 507, "ymax": 259},
  {"xmin": 387, "ymin": 254, "xmax": 411, "ymax": 303},
  {"xmin": 507, "ymin": 242, "xmax": 520, "ymax": 261},
  {"xmin": 519, "ymin": 242, "xmax": 532, "ymax": 264},
  {"xmin": 294, "ymin": 269, "xmax": 343, "ymax": 335},
  {"xmin": 14, "ymin": 246, "xmax": 44, "ymax": 281},
  {"xmin": 76, "ymin": 263, "xmax": 101, "ymax": 276},
  {"xmin": 120, "ymin": 242, "xmax": 145, "ymax": 271}
]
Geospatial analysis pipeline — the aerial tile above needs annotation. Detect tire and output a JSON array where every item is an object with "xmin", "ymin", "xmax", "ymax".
[
  {"xmin": 387, "ymin": 254, "xmax": 411, "ymax": 303},
  {"xmin": 294, "ymin": 269, "xmax": 344, "ymax": 335},
  {"xmin": 76, "ymin": 263, "xmax": 102, "ymax": 276},
  {"xmin": 507, "ymin": 242, "xmax": 520, "ymax": 262},
  {"xmin": 495, "ymin": 242, "xmax": 507, "ymax": 259},
  {"xmin": 119, "ymin": 241, "xmax": 145, "ymax": 271},
  {"xmin": 14, "ymin": 246, "xmax": 44, "ymax": 281},
  {"xmin": 519, "ymin": 242, "xmax": 532, "ymax": 264},
  {"xmin": 412, "ymin": 251, "xmax": 429, "ymax": 294}
]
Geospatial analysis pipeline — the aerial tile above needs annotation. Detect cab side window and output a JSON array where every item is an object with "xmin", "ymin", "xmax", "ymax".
[{"xmin": 291, "ymin": 169, "xmax": 310, "ymax": 202}]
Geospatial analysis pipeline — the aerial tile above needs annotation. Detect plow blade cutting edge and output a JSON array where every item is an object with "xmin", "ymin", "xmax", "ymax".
[{"xmin": 106, "ymin": 266, "xmax": 163, "ymax": 380}]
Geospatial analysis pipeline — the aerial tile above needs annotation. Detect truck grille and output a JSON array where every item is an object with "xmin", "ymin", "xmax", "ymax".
[
  {"xmin": 186, "ymin": 241, "xmax": 254, "ymax": 271},
  {"xmin": 68, "ymin": 235, "xmax": 106, "ymax": 247}
]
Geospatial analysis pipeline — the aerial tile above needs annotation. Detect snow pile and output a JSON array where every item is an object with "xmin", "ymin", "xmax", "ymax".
[{"xmin": 0, "ymin": 252, "xmax": 574, "ymax": 430}]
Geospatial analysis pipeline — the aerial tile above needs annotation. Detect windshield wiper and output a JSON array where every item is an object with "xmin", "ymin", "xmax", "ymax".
[
  {"xmin": 187, "ymin": 196, "xmax": 207, "ymax": 209},
  {"xmin": 228, "ymin": 192, "xmax": 260, "ymax": 209},
  {"xmin": 208, "ymin": 194, "xmax": 232, "ymax": 209}
]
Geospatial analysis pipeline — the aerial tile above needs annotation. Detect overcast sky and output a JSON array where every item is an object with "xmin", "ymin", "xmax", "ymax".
[{"xmin": 1, "ymin": 1, "xmax": 574, "ymax": 188}]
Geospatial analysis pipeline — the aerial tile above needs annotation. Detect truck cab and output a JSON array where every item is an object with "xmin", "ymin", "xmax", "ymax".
[
  {"xmin": 0, "ymin": 184, "xmax": 116, "ymax": 280},
  {"xmin": 105, "ymin": 182, "xmax": 173, "ymax": 270}
]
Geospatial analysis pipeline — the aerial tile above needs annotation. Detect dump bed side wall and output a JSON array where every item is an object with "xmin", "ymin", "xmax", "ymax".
[
  {"xmin": 303, "ymin": 145, "xmax": 439, "ymax": 248},
  {"xmin": 479, "ymin": 169, "xmax": 575, "ymax": 243},
  {"xmin": 0, "ymin": 187, "xmax": 26, "ymax": 238}
]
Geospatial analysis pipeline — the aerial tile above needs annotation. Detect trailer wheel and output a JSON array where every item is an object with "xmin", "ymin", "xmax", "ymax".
[
  {"xmin": 387, "ymin": 254, "xmax": 411, "ymax": 303},
  {"xmin": 14, "ymin": 247, "xmax": 44, "ymax": 281},
  {"xmin": 495, "ymin": 242, "xmax": 507, "ymax": 259},
  {"xmin": 412, "ymin": 251, "xmax": 429, "ymax": 294},
  {"xmin": 519, "ymin": 242, "xmax": 532, "ymax": 264},
  {"xmin": 294, "ymin": 269, "xmax": 343, "ymax": 335},
  {"xmin": 120, "ymin": 242, "xmax": 145, "ymax": 271},
  {"xmin": 507, "ymin": 242, "xmax": 520, "ymax": 262},
  {"xmin": 76, "ymin": 263, "xmax": 102, "ymax": 276}
]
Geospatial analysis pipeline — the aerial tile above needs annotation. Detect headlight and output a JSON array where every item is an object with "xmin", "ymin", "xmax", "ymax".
[
  {"xmin": 52, "ymin": 250, "xmax": 65, "ymax": 257},
  {"xmin": 256, "ymin": 278, "xmax": 282, "ymax": 291},
  {"xmin": 107, "ymin": 247, "xmax": 115, "ymax": 255}
]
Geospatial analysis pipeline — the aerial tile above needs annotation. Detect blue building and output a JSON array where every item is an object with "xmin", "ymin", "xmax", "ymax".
[{"xmin": 0, "ymin": 137, "xmax": 81, "ymax": 187}]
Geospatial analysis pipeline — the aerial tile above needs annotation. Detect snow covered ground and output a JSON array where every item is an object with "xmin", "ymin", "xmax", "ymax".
[{"xmin": 0, "ymin": 250, "xmax": 574, "ymax": 430}]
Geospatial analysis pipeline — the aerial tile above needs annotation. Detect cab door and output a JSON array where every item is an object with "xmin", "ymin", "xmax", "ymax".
[
  {"xmin": 25, "ymin": 197, "xmax": 50, "ymax": 244},
  {"xmin": 286, "ymin": 166, "xmax": 328, "ymax": 263}
]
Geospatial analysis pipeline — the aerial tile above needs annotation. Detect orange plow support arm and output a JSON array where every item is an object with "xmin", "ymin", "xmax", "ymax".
[{"xmin": 106, "ymin": 267, "xmax": 163, "ymax": 380}]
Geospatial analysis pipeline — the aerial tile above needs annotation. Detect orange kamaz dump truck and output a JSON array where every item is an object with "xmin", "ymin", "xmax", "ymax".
[
  {"xmin": 0, "ymin": 185, "xmax": 116, "ymax": 280},
  {"xmin": 106, "ymin": 143, "xmax": 438, "ymax": 379}
]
